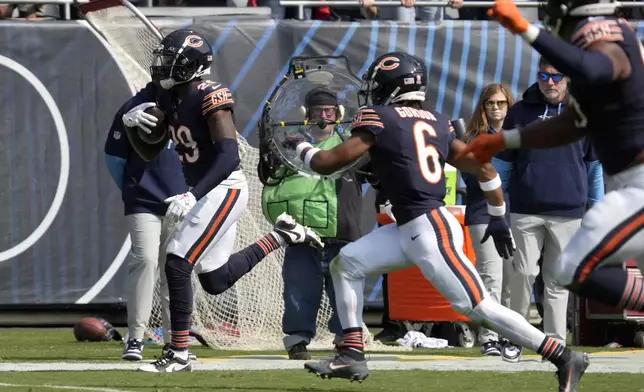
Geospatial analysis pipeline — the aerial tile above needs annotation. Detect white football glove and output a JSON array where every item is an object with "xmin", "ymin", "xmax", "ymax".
[
  {"xmin": 122, "ymin": 102, "xmax": 158, "ymax": 134},
  {"xmin": 164, "ymin": 192, "xmax": 197, "ymax": 225}
]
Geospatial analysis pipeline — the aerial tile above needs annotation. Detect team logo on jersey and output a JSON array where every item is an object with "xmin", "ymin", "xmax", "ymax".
[
  {"xmin": 378, "ymin": 56, "xmax": 400, "ymax": 71},
  {"xmin": 184, "ymin": 35, "xmax": 204, "ymax": 48}
]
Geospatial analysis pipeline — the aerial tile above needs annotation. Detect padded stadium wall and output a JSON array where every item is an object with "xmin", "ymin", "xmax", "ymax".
[{"xmin": 2, "ymin": 18, "xmax": 640, "ymax": 309}]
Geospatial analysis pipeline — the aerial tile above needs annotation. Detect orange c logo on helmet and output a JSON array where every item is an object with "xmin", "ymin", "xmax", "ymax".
[
  {"xmin": 378, "ymin": 56, "xmax": 400, "ymax": 71},
  {"xmin": 185, "ymin": 35, "xmax": 204, "ymax": 48}
]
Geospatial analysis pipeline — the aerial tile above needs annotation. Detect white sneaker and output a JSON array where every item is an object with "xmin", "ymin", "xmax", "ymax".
[
  {"xmin": 137, "ymin": 350, "xmax": 192, "ymax": 373},
  {"xmin": 501, "ymin": 343, "xmax": 522, "ymax": 363},
  {"xmin": 273, "ymin": 213, "xmax": 323, "ymax": 249},
  {"xmin": 122, "ymin": 339, "xmax": 144, "ymax": 361}
]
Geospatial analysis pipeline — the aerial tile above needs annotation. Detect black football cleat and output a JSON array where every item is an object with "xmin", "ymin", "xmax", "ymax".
[
  {"xmin": 555, "ymin": 350, "xmax": 590, "ymax": 392},
  {"xmin": 304, "ymin": 351, "xmax": 369, "ymax": 383}
]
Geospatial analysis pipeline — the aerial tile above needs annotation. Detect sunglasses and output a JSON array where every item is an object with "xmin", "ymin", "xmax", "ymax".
[
  {"xmin": 538, "ymin": 72, "xmax": 565, "ymax": 83},
  {"xmin": 484, "ymin": 100, "xmax": 508, "ymax": 109}
]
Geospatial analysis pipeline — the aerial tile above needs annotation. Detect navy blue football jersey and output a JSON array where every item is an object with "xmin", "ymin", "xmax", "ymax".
[
  {"xmin": 351, "ymin": 105, "xmax": 454, "ymax": 225},
  {"xmin": 157, "ymin": 80, "xmax": 235, "ymax": 187},
  {"xmin": 568, "ymin": 17, "xmax": 644, "ymax": 175},
  {"xmin": 105, "ymin": 83, "xmax": 187, "ymax": 217}
]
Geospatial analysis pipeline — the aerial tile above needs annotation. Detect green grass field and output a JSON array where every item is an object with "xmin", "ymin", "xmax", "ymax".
[{"xmin": 1, "ymin": 329, "xmax": 643, "ymax": 392}]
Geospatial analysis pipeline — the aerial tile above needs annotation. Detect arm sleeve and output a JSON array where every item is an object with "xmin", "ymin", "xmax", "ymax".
[
  {"xmin": 531, "ymin": 20, "xmax": 623, "ymax": 84},
  {"xmin": 104, "ymin": 154, "xmax": 126, "ymax": 191}
]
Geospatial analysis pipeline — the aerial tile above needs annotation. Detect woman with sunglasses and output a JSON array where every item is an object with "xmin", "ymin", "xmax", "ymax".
[
  {"xmin": 462, "ymin": 83, "xmax": 515, "ymax": 357},
  {"xmin": 493, "ymin": 57, "xmax": 604, "ymax": 364}
]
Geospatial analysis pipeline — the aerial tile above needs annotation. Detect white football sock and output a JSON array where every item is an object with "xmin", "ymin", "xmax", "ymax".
[
  {"xmin": 470, "ymin": 297, "xmax": 547, "ymax": 350},
  {"xmin": 330, "ymin": 256, "xmax": 365, "ymax": 329}
]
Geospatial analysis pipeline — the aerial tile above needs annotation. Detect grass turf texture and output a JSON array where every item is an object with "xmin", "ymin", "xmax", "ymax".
[{"xmin": 0, "ymin": 329, "xmax": 643, "ymax": 391}]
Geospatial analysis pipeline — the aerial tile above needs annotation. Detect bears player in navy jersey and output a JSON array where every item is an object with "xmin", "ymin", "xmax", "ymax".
[
  {"xmin": 283, "ymin": 52, "xmax": 590, "ymax": 391},
  {"xmin": 461, "ymin": 0, "xmax": 644, "ymax": 378},
  {"xmin": 127, "ymin": 29, "xmax": 324, "ymax": 373}
]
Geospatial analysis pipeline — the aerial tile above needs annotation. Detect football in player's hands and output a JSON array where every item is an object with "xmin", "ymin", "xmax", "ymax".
[{"xmin": 137, "ymin": 106, "xmax": 168, "ymax": 145}]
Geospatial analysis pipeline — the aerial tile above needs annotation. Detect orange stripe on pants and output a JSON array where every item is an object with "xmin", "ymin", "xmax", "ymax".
[
  {"xmin": 576, "ymin": 212, "xmax": 644, "ymax": 283},
  {"xmin": 430, "ymin": 209, "xmax": 483, "ymax": 307},
  {"xmin": 186, "ymin": 188, "xmax": 240, "ymax": 264}
]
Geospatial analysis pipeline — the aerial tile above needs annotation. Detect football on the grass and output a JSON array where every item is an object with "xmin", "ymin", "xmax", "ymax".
[
  {"xmin": 73, "ymin": 317, "xmax": 108, "ymax": 342},
  {"xmin": 137, "ymin": 106, "xmax": 168, "ymax": 145}
]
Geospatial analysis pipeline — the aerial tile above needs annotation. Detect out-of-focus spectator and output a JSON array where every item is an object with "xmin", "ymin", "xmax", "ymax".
[
  {"xmin": 360, "ymin": 0, "xmax": 462, "ymax": 21},
  {"xmin": 496, "ymin": 57, "xmax": 604, "ymax": 363},
  {"xmin": 0, "ymin": 3, "xmax": 42, "ymax": 19},
  {"xmin": 462, "ymin": 83, "xmax": 515, "ymax": 356}
]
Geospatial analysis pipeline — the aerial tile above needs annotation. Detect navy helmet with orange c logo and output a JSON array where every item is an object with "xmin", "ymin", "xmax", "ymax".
[
  {"xmin": 150, "ymin": 29, "xmax": 213, "ymax": 90},
  {"xmin": 358, "ymin": 51, "xmax": 427, "ymax": 107}
]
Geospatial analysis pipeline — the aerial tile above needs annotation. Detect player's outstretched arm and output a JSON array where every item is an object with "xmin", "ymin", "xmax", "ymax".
[
  {"xmin": 295, "ymin": 131, "xmax": 375, "ymax": 175},
  {"xmin": 504, "ymin": 105, "xmax": 587, "ymax": 149},
  {"xmin": 449, "ymin": 138, "xmax": 515, "ymax": 258},
  {"xmin": 448, "ymin": 139, "xmax": 505, "ymax": 210},
  {"xmin": 189, "ymin": 109, "xmax": 241, "ymax": 200},
  {"xmin": 523, "ymin": 27, "xmax": 631, "ymax": 84},
  {"xmin": 489, "ymin": 0, "xmax": 631, "ymax": 84},
  {"xmin": 455, "ymin": 105, "xmax": 587, "ymax": 163}
]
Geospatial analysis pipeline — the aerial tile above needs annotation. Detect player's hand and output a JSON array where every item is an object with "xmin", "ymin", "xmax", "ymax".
[
  {"xmin": 281, "ymin": 132, "xmax": 308, "ymax": 150},
  {"xmin": 122, "ymin": 102, "xmax": 158, "ymax": 134},
  {"xmin": 487, "ymin": 0, "xmax": 529, "ymax": 35},
  {"xmin": 164, "ymin": 191, "xmax": 197, "ymax": 225},
  {"xmin": 454, "ymin": 132, "xmax": 506, "ymax": 164},
  {"xmin": 481, "ymin": 217, "xmax": 515, "ymax": 259}
]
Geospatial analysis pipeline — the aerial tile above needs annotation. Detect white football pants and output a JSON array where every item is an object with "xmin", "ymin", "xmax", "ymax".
[
  {"xmin": 553, "ymin": 163, "xmax": 644, "ymax": 288},
  {"xmin": 125, "ymin": 213, "xmax": 173, "ymax": 341},
  {"xmin": 510, "ymin": 214, "xmax": 579, "ymax": 342},
  {"xmin": 469, "ymin": 224, "xmax": 513, "ymax": 344},
  {"xmin": 332, "ymin": 207, "xmax": 551, "ymax": 352},
  {"xmin": 166, "ymin": 170, "xmax": 248, "ymax": 274}
]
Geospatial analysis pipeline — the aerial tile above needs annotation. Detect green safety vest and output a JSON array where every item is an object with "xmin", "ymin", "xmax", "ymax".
[{"xmin": 261, "ymin": 133, "xmax": 345, "ymax": 238}]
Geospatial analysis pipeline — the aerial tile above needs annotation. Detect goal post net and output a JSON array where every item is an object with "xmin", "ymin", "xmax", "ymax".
[{"xmin": 80, "ymin": 0, "xmax": 398, "ymax": 351}]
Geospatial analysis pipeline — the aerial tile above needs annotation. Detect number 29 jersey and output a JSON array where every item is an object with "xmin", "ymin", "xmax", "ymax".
[
  {"xmin": 157, "ymin": 80, "xmax": 235, "ymax": 187},
  {"xmin": 351, "ymin": 105, "xmax": 454, "ymax": 225}
]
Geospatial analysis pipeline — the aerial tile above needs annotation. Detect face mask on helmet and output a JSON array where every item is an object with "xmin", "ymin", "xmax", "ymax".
[
  {"xmin": 359, "ymin": 73, "xmax": 426, "ymax": 107},
  {"xmin": 150, "ymin": 49, "xmax": 211, "ymax": 90}
]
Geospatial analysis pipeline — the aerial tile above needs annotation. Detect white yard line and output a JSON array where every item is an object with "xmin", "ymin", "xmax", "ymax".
[
  {"xmin": 0, "ymin": 383, "xmax": 133, "ymax": 392},
  {"xmin": 0, "ymin": 352, "xmax": 643, "ymax": 373}
]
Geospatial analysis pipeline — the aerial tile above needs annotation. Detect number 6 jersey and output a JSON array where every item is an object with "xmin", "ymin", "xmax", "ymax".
[
  {"xmin": 156, "ymin": 80, "xmax": 236, "ymax": 187},
  {"xmin": 352, "ymin": 105, "xmax": 454, "ymax": 225}
]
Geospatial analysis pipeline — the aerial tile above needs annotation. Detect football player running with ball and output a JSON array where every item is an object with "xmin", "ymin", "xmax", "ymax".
[
  {"xmin": 124, "ymin": 29, "xmax": 323, "ymax": 373},
  {"xmin": 284, "ymin": 51, "xmax": 590, "ymax": 392},
  {"xmin": 460, "ymin": 0, "xmax": 644, "ymax": 384}
]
